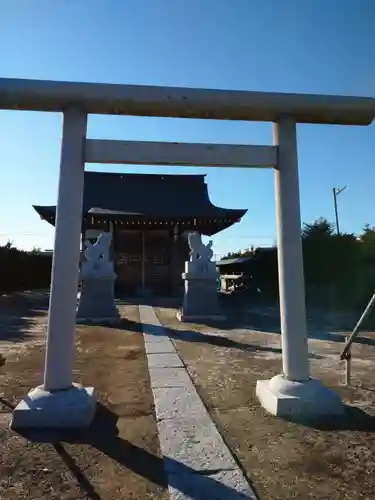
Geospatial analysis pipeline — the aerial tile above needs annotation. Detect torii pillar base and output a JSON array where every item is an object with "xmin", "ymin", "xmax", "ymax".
[
  {"xmin": 11, "ymin": 384, "xmax": 96, "ymax": 430},
  {"xmin": 256, "ymin": 375, "xmax": 344, "ymax": 420}
]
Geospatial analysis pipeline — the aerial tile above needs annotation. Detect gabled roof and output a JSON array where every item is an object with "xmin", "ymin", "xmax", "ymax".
[
  {"xmin": 216, "ymin": 256, "xmax": 253, "ymax": 266},
  {"xmin": 33, "ymin": 172, "xmax": 247, "ymax": 235}
]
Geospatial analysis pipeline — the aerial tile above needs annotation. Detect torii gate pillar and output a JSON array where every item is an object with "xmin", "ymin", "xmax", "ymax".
[
  {"xmin": 256, "ymin": 117, "xmax": 344, "ymax": 419},
  {"xmin": 11, "ymin": 109, "xmax": 96, "ymax": 429}
]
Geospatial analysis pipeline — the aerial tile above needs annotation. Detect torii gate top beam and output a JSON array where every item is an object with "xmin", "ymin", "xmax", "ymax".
[{"xmin": 0, "ymin": 78, "xmax": 374, "ymax": 126}]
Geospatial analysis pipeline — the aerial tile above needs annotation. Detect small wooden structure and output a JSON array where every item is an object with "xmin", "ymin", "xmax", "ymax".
[
  {"xmin": 216, "ymin": 256, "xmax": 252, "ymax": 292},
  {"xmin": 34, "ymin": 171, "xmax": 246, "ymax": 295}
]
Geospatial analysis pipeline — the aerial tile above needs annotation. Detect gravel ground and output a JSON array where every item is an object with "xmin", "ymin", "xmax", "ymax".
[
  {"xmin": 156, "ymin": 305, "xmax": 375, "ymax": 500},
  {"xmin": 0, "ymin": 296, "xmax": 168, "ymax": 500}
]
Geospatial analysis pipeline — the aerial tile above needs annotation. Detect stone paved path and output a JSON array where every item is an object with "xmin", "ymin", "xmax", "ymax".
[{"xmin": 139, "ymin": 304, "xmax": 257, "ymax": 500}]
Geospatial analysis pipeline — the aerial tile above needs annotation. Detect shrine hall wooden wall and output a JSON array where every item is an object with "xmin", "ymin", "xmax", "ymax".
[{"xmin": 114, "ymin": 228, "xmax": 189, "ymax": 294}]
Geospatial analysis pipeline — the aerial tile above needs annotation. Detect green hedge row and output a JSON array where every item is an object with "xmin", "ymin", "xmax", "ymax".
[
  {"xmin": 225, "ymin": 219, "xmax": 375, "ymax": 311},
  {"xmin": 0, "ymin": 243, "xmax": 52, "ymax": 295}
]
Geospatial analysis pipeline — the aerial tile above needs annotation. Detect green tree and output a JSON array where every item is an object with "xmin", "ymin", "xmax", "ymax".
[
  {"xmin": 356, "ymin": 225, "xmax": 375, "ymax": 304},
  {"xmin": 359, "ymin": 224, "xmax": 375, "ymax": 257},
  {"xmin": 302, "ymin": 217, "xmax": 335, "ymax": 239},
  {"xmin": 302, "ymin": 218, "xmax": 361, "ymax": 307}
]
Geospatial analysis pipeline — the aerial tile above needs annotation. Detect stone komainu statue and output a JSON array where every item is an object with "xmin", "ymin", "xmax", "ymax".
[
  {"xmin": 187, "ymin": 232, "xmax": 215, "ymax": 275},
  {"xmin": 81, "ymin": 232, "xmax": 114, "ymax": 280}
]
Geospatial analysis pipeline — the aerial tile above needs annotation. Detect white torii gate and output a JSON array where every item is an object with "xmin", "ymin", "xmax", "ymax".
[{"xmin": 2, "ymin": 78, "xmax": 374, "ymax": 428}]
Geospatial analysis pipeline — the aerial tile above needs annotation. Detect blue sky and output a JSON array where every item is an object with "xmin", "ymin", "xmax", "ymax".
[{"xmin": 0, "ymin": 0, "xmax": 374, "ymax": 258}]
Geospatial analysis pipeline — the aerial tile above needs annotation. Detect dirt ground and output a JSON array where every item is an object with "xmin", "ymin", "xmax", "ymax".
[
  {"xmin": 0, "ymin": 294, "xmax": 167, "ymax": 500},
  {"xmin": 3, "ymin": 291, "xmax": 375, "ymax": 499},
  {"xmin": 0, "ymin": 291, "xmax": 49, "ymax": 357},
  {"xmin": 156, "ymin": 306, "xmax": 375, "ymax": 500}
]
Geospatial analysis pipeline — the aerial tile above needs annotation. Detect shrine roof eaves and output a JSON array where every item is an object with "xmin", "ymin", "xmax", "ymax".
[{"xmin": 33, "ymin": 171, "xmax": 247, "ymax": 234}]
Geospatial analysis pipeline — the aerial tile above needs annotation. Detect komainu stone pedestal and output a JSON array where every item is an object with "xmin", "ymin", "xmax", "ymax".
[
  {"xmin": 77, "ymin": 276, "xmax": 119, "ymax": 322},
  {"xmin": 178, "ymin": 271, "xmax": 224, "ymax": 322},
  {"xmin": 177, "ymin": 233, "xmax": 224, "ymax": 322},
  {"xmin": 77, "ymin": 232, "xmax": 119, "ymax": 323}
]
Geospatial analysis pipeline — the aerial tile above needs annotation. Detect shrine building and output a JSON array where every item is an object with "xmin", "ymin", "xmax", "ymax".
[{"xmin": 33, "ymin": 171, "xmax": 247, "ymax": 295}]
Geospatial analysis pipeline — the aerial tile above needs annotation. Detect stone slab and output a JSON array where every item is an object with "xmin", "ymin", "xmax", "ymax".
[
  {"xmin": 157, "ymin": 416, "xmax": 237, "ymax": 472},
  {"xmin": 11, "ymin": 385, "xmax": 96, "ymax": 429},
  {"xmin": 149, "ymin": 368, "xmax": 194, "ymax": 389},
  {"xmin": 143, "ymin": 332, "xmax": 170, "ymax": 343},
  {"xmin": 153, "ymin": 387, "xmax": 207, "ymax": 420},
  {"xmin": 168, "ymin": 468, "xmax": 257, "ymax": 499},
  {"xmin": 139, "ymin": 304, "xmax": 255, "ymax": 498},
  {"xmin": 145, "ymin": 339, "xmax": 176, "ymax": 354},
  {"xmin": 147, "ymin": 353, "xmax": 183, "ymax": 369},
  {"xmin": 139, "ymin": 304, "xmax": 170, "ymax": 342},
  {"xmin": 139, "ymin": 304, "xmax": 160, "ymax": 327}
]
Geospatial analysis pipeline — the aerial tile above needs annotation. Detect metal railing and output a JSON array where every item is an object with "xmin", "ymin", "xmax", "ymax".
[{"xmin": 340, "ymin": 292, "xmax": 375, "ymax": 386}]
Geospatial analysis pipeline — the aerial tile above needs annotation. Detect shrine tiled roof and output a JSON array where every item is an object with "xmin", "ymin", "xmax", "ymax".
[{"xmin": 33, "ymin": 172, "xmax": 247, "ymax": 234}]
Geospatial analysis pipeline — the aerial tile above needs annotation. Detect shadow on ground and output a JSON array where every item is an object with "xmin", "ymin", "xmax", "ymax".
[
  {"xmin": 101, "ymin": 314, "xmax": 283, "ymax": 357},
  {"xmin": 0, "ymin": 396, "xmax": 14, "ymax": 411},
  {"xmin": 0, "ymin": 291, "xmax": 49, "ymax": 344},
  {"xmin": 102, "ymin": 294, "xmax": 375, "ymax": 350},
  {"xmin": 75, "ymin": 314, "xmax": 285, "ymax": 360},
  {"xmin": 16, "ymin": 402, "xmax": 256, "ymax": 500},
  {"xmin": 87, "ymin": 310, "xmax": 328, "ymax": 361},
  {"xmin": 285, "ymin": 404, "xmax": 375, "ymax": 432},
  {"xmin": 221, "ymin": 295, "xmax": 375, "ymax": 347},
  {"xmin": 242, "ymin": 309, "xmax": 375, "ymax": 348},
  {"xmin": 124, "ymin": 293, "xmax": 375, "ymax": 349},
  {"xmin": 10, "ymin": 401, "xmax": 375, "ymax": 499},
  {"xmin": 115, "ymin": 295, "xmax": 181, "ymax": 310}
]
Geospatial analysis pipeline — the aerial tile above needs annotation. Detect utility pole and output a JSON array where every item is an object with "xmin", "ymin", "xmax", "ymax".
[{"xmin": 332, "ymin": 186, "xmax": 347, "ymax": 235}]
